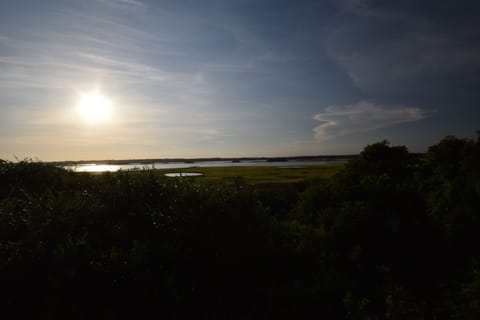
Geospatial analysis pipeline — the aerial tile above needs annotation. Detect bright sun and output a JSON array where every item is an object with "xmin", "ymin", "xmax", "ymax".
[{"xmin": 76, "ymin": 90, "xmax": 113, "ymax": 124}]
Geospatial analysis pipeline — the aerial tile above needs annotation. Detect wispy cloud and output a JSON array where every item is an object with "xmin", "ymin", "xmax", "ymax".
[
  {"xmin": 96, "ymin": 0, "xmax": 145, "ymax": 9},
  {"xmin": 327, "ymin": 30, "xmax": 480, "ymax": 92},
  {"xmin": 0, "ymin": 6, "xmax": 214, "ymax": 98},
  {"xmin": 327, "ymin": 0, "xmax": 480, "ymax": 93},
  {"xmin": 112, "ymin": 0, "xmax": 144, "ymax": 6},
  {"xmin": 313, "ymin": 101, "xmax": 433, "ymax": 141},
  {"xmin": 335, "ymin": 0, "xmax": 395, "ymax": 19}
]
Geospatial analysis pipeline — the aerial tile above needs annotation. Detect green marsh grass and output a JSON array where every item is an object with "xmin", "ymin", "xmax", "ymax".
[{"xmin": 158, "ymin": 164, "xmax": 343, "ymax": 185}]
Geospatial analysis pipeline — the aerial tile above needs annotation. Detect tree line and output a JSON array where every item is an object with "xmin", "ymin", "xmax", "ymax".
[{"xmin": 0, "ymin": 133, "xmax": 479, "ymax": 319}]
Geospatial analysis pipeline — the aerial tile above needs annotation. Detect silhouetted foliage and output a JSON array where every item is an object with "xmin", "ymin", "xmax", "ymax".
[{"xmin": 1, "ymin": 133, "xmax": 479, "ymax": 319}]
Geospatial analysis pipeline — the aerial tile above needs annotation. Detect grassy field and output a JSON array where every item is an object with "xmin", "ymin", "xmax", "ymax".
[{"xmin": 155, "ymin": 164, "xmax": 344, "ymax": 184}]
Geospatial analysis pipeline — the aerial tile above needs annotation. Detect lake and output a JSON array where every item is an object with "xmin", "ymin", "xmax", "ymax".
[{"xmin": 63, "ymin": 159, "xmax": 347, "ymax": 172}]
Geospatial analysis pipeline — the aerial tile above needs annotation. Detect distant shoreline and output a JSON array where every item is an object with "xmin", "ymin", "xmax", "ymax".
[{"xmin": 48, "ymin": 155, "xmax": 358, "ymax": 166}]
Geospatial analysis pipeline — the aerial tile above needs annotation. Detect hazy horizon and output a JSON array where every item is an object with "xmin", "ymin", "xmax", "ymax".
[
  {"xmin": 47, "ymin": 154, "xmax": 357, "ymax": 164},
  {"xmin": 1, "ymin": 0, "xmax": 479, "ymax": 161}
]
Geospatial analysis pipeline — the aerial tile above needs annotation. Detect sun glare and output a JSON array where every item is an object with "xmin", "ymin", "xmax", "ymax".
[{"xmin": 76, "ymin": 90, "xmax": 113, "ymax": 124}]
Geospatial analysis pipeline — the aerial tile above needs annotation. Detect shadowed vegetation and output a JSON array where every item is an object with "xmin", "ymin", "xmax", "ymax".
[{"xmin": 0, "ymin": 133, "xmax": 479, "ymax": 319}]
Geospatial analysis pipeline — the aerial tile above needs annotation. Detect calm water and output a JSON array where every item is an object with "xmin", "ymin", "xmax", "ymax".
[{"xmin": 64, "ymin": 159, "xmax": 346, "ymax": 173}]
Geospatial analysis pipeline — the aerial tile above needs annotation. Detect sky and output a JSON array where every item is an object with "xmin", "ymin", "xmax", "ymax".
[{"xmin": 1, "ymin": 0, "xmax": 479, "ymax": 161}]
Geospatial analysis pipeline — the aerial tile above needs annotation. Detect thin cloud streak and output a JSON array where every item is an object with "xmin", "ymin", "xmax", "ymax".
[
  {"xmin": 97, "ymin": 0, "xmax": 146, "ymax": 9},
  {"xmin": 313, "ymin": 101, "xmax": 433, "ymax": 141}
]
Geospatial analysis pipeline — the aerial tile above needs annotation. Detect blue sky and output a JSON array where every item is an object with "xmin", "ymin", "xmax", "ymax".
[{"xmin": 1, "ymin": 0, "xmax": 479, "ymax": 160}]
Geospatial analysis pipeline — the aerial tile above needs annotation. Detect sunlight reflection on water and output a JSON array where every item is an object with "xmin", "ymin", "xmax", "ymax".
[
  {"xmin": 64, "ymin": 159, "xmax": 347, "ymax": 172},
  {"xmin": 74, "ymin": 164, "xmax": 121, "ymax": 172}
]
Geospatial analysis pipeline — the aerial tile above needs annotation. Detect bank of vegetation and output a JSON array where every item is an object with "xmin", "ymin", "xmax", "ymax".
[{"xmin": 1, "ymin": 133, "xmax": 479, "ymax": 319}]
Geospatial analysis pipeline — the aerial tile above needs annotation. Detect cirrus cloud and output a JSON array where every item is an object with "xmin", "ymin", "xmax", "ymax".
[
  {"xmin": 313, "ymin": 101, "xmax": 433, "ymax": 141},
  {"xmin": 327, "ymin": 0, "xmax": 480, "ymax": 93}
]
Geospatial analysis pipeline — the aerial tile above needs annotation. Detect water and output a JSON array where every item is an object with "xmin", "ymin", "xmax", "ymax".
[
  {"xmin": 70, "ymin": 164, "xmax": 121, "ymax": 172},
  {"xmin": 64, "ymin": 159, "xmax": 346, "ymax": 173}
]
